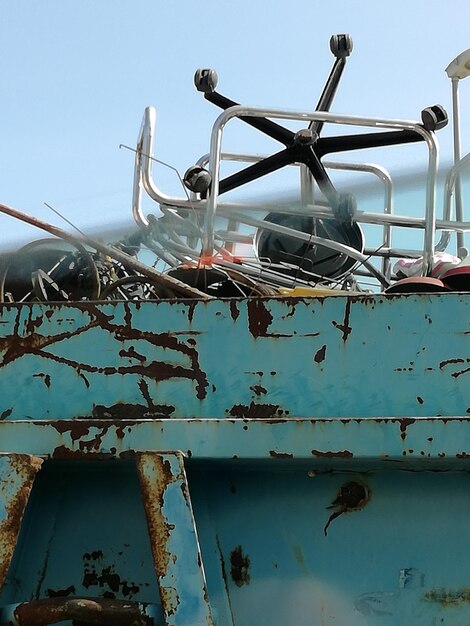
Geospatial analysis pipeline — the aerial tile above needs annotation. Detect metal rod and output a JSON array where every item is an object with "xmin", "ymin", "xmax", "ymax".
[
  {"xmin": 0, "ymin": 203, "xmax": 212, "ymax": 300},
  {"xmin": 451, "ymin": 77, "xmax": 465, "ymax": 252}
]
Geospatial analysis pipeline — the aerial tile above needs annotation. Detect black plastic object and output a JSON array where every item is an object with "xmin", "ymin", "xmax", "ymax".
[
  {"xmin": 194, "ymin": 69, "xmax": 218, "ymax": 93},
  {"xmin": 421, "ymin": 105, "xmax": 448, "ymax": 132},
  {"xmin": 255, "ymin": 213, "xmax": 364, "ymax": 282},
  {"xmin": 183, "ymin": 165, "xmax": 212, "ymax": 193},
  {"xmin": 193, "ymin": 34, "xmax": 447, "ymax": 220},
  {"xmin": 441, "ymin": 266, "xmax": 470, "ymax": 291},
  {"xmin": 167, "ymin": 267, "xmax": 272, "ymax": 297}
]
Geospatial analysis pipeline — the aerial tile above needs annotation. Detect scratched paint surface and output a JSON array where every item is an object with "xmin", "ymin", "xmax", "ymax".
[
  {"xmin": 137, "ymin": 453, "xmax": 213, "ymax": 626},
  {"xmin": 1, "ymin": 295, "xmax": 470, "ymax": 419},
  {"xmin": 1, "ymin": 422, "xmax": 470, "ymax": 624},
  {"xmin": 0, "ymin": 454, "xmax": 42, "ymax": 592},
  {"xmin": 0, "ymin": 460, "xmax": 162, "ymax": 609},
  {"xmin": 5, "ymin": 455, "xmax": 470, "ymax": 626},
  {"xmin": 188, "ymin": 466, "xmax": 470, "ymax": 626}
]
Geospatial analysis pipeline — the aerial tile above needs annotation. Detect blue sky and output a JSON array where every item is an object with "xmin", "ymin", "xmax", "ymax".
[{"xmin": 1, "ymin": 1, "xmax": 469, "ymax": 247}]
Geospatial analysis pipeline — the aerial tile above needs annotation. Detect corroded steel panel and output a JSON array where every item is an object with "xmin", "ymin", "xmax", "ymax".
[
  {"xmin": 0, "ymin": 417, "xmax": 470, "ymax": 464},
  {"xmin": 137, "ymin": 453, "xmax": 213, "ymax": 626},
  {"xmin": 0, "ymin": 597, "xmax": 160, "ymax": 626},
  {"xmin": 0, "ymin": 454, "xmax": 42, "ymax": 591},
  {"xmin": 0, "ymin": 295, "xmax": 470, "ymax": 420}
]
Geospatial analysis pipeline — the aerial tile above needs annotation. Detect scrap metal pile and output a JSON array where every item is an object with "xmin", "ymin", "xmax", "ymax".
[{"xmin": 3, "ymin": 34, "xmax": 470, "ymax": 303}]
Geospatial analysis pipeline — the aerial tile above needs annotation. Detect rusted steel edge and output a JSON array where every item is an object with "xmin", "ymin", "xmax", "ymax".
[
  {"xmin": 0, "ymin": 597, "xmax": 160, "ymax": 626},
  {"xmin": 136, "ymin": 452, "xmax": 214, "ymax": 626},
  {"xmin": 0, "ymin": 454, "xmax": 43, "ymax": 592},
  {"xmin": 0, "ymin": 202, "xmax": 212, "ymax": 300}
]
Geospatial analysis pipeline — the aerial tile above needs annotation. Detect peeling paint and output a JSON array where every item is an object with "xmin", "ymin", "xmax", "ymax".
[
  {"xmin": 332, "ymin": 299, "xmax": 352, "ymax": 341},
  {"xmin": 269, "ymin": 451, "xmax": 293, "ymax": 459},
  {"xmin": 314, "ymin": 345, "xmax": 327, "ymax": 363},
  {"xmin": 230, "ymin": 546, "xmax": 250, "ymax": 587},
  {"xmin": 8, "ymin": 597, "xmax": 156, "ymax": 626},
  {"xmin": 0, "ymin": 454, "xmax": 43, "ymax": 591},
  {"xmin": 311, "ymin": 449, "xmax": 353, "ymax": 458},
  {"xmin": 247, "ymin": 300, "xmax": 273, "ymax": 337},
  {"xmin": 227, "ymin": 403, "xmax": 288, "ymax": 418},
  {"xmin": 324, "ymin": 481, "xmax": 370, "ymax": 536}
]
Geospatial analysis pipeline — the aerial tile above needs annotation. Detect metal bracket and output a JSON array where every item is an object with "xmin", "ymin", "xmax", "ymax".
[
  {"xmin": 0, "ymin": 454, "xmax": 43, "ymax": 592},
  {"xmin": 136, "ymin": 452, "xmax": 213, "ymax": 626}
]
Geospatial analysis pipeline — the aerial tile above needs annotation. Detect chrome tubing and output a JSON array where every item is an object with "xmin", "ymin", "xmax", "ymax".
[
  {"xmin": 438, "ymin": 151, "xmax": 470, "ymax": 252},
  {"xmin": 204, "ymin": 106, "xmax": 438, "ymax": 273}
]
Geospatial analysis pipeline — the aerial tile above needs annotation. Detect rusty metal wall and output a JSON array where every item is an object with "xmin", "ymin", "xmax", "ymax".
[
  {"xmin": 0, "ymin": 294, "xmax": 470, "ymax": 420},
  {"xmin": 1, "ymin": 295, "xmax": 470, "ymax": 626}
]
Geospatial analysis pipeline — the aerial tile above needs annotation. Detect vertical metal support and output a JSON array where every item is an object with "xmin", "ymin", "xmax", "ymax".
[
  {"xmin": 451, "ymin": 77, "xmax": 465, "ymax": 253},
  {"xmin": 136, "ymin": 452, "xmax": 213, "ymax": 626},
  {"xmin": 0, "ymin": 454, "xmax": 43, "ymax": 592},
  {"xmin": 300, "ymin": 164, "xmax": 315, "ymax": 205}
]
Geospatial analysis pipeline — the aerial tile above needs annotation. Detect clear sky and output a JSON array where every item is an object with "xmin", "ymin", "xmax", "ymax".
[{"xmin": 1, "ymin": 1, "xmax": 470, "ymax": 248}]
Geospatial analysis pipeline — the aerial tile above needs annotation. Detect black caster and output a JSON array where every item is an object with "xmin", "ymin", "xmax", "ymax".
[
  {"xmin": 194, "ymin": 69, "xmax": 218, "ymax": 93},
  {"xmin": 330, "ymin": 34, "xmax": 353, "ymax": 59},
  {"xmin": 421, "ymin": 104, "xmax": 448, "ymax": 131},
  {"xmin": 183, "ymin": 166, "xmax": 212, "ymax": 193}
]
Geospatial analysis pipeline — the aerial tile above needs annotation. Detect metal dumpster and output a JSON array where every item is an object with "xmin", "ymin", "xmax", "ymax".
[{"xmin": 0, "ymin": 294, "xmax": 469, "ymax": 625}]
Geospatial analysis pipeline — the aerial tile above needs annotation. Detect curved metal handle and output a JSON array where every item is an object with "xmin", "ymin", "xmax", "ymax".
[{"xmin": 0, "ymin": 597, "xmax": 160, "ymax": 626}]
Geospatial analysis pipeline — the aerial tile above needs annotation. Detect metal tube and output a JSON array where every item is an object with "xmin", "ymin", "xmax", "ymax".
[
  {"xmin": 451, "ymin": 77, "xmax": 465, "ymax": 252},
  {"xmin": 0, "ymin": 202, "xmax": 212, "ymax": 300},
  {"xmin": 204, "ymin": 106, "xmax": 438, "ymax": 272}
]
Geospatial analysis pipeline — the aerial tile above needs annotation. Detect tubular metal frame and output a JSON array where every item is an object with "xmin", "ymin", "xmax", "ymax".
[{"xmin": 133, "ymin": 104, "xmax": 470, "ymax": 285}]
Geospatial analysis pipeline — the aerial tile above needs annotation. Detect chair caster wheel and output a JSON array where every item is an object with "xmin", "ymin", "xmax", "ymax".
[
  {"xmin": 194, "ymin": 69, "xmax": 218, "ymax": 93},
  {"xmin": 330, "ymin": 34, "xmax": 353, "ymax": 58},
  {"xmin": 183, "ymin": 166, "xmax": 212, "ymax": 193}
]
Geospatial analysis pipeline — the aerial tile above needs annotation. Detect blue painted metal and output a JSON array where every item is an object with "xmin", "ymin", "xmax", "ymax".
[
  {"xmin": 137, "ymin": 453, "xmax": 213, "ymax": 626},
  {"xmin": 0, "ymin": 295, "xmax": 470, "ymax": 419},
  {"xmin": 1, "ymin": 296, "xmax": 470, "ymax": 625},
  {"xmin": 0, "ymin": 454, "xmax": 42, "ymax": 592}
]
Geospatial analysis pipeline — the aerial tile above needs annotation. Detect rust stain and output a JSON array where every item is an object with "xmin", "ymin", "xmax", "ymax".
[
  {"xmin": 12, "ymin": 597, "xmax": 154, "ymax": 626},
  {"xmin": 187, "ymin": 302, "xmax": 196, "ymax": 323},
  {"xmin": 269, "ymin": 451, "xmax": 293, "ymax": 459},
  {"xmin": 52, "ymin": 446, "xmax": 113, "ymax": 460},
  {"xmin": 229, "ymin": 301, "xmax": 240, "ymax": 321},
  {"xmin": 0, "ymin": 304, "xmax": 208, "ymax": 400},
  {"xmin": 227, "ymin": 402, "xmax": 288, "ymax": 418},
  {"xmin": 249, "ymin": 384, "xmax": 267, "ymax": 397},
  {"xmin": 137, "ymin": 379, "xmax": 175, "ymax": 418},
  {"xmin": 399, "ymin": 418, "xmax": 416, "ymax": 441},
  {"xmin": 51, "ymin": 421, "xmax": 91, "ymax": 440},
  {"xmin": 159, "ymin": 586, "xmax": 180, "ymax": 616},
  {"xmin": 314, "ymin": 344, "xmax": 327, "ymax": 363},
  {"xmin": 215, "ymin": 535, "xmax": 236, "ymax": 625},
  {"xmin": 93, "ymin": 402, "xmax": 175, "ymax": 420},
  {"xmin": 119, "ymin": 347, "xmax": 146, "ymax": 363},
  {"xmin": 0, "ymin": 454, "xmax": 43, "ymax": 592},
  {"xmin": 135, "ymin": 453, "xmax": 181, "ymax": 619},
  {"xmin": 439, "ymin": 357, "xmax": 467, "ymax": 369},
  {"xmin": 247, "ymin": 300, "xmax": 273, "ymax": 337},
  {"xmin": 324, "ymin": 481, "xmax": 370, "ymax": 536},
  {"xmin": 439, "ymin": 357, "xmax": 470, "ymax": 379},
  {"xmin": 32, "ymin": 373, "xmax": 51, "ymax": 388},
  {"xmin": 46, "ymin": 420, "xmax": 139, "ymax": 455},
  {"xmin": 0, "ymin": 408, "xmax": 13, "ymax": 420},
  {"xmin": 82, "ymin": 552, "xmax": 141, "ymax": 599},
  {"xmin": 311, "ymin": 449, "xmax": 353, "ymax": 458},
  {"xmin": 45, "ymin": 585, "xmax": 76, "ymax": 598},
  {"xmin": 230, "ymin": 546, "xmax": 250, "ymax": 587},
  {"xmin": 424, "ymin": 588, "xmax": 470, "ymax": 605},
  {"xmin": 332, "ymin": 299, "xmax": 352, "ymax": 341}
]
